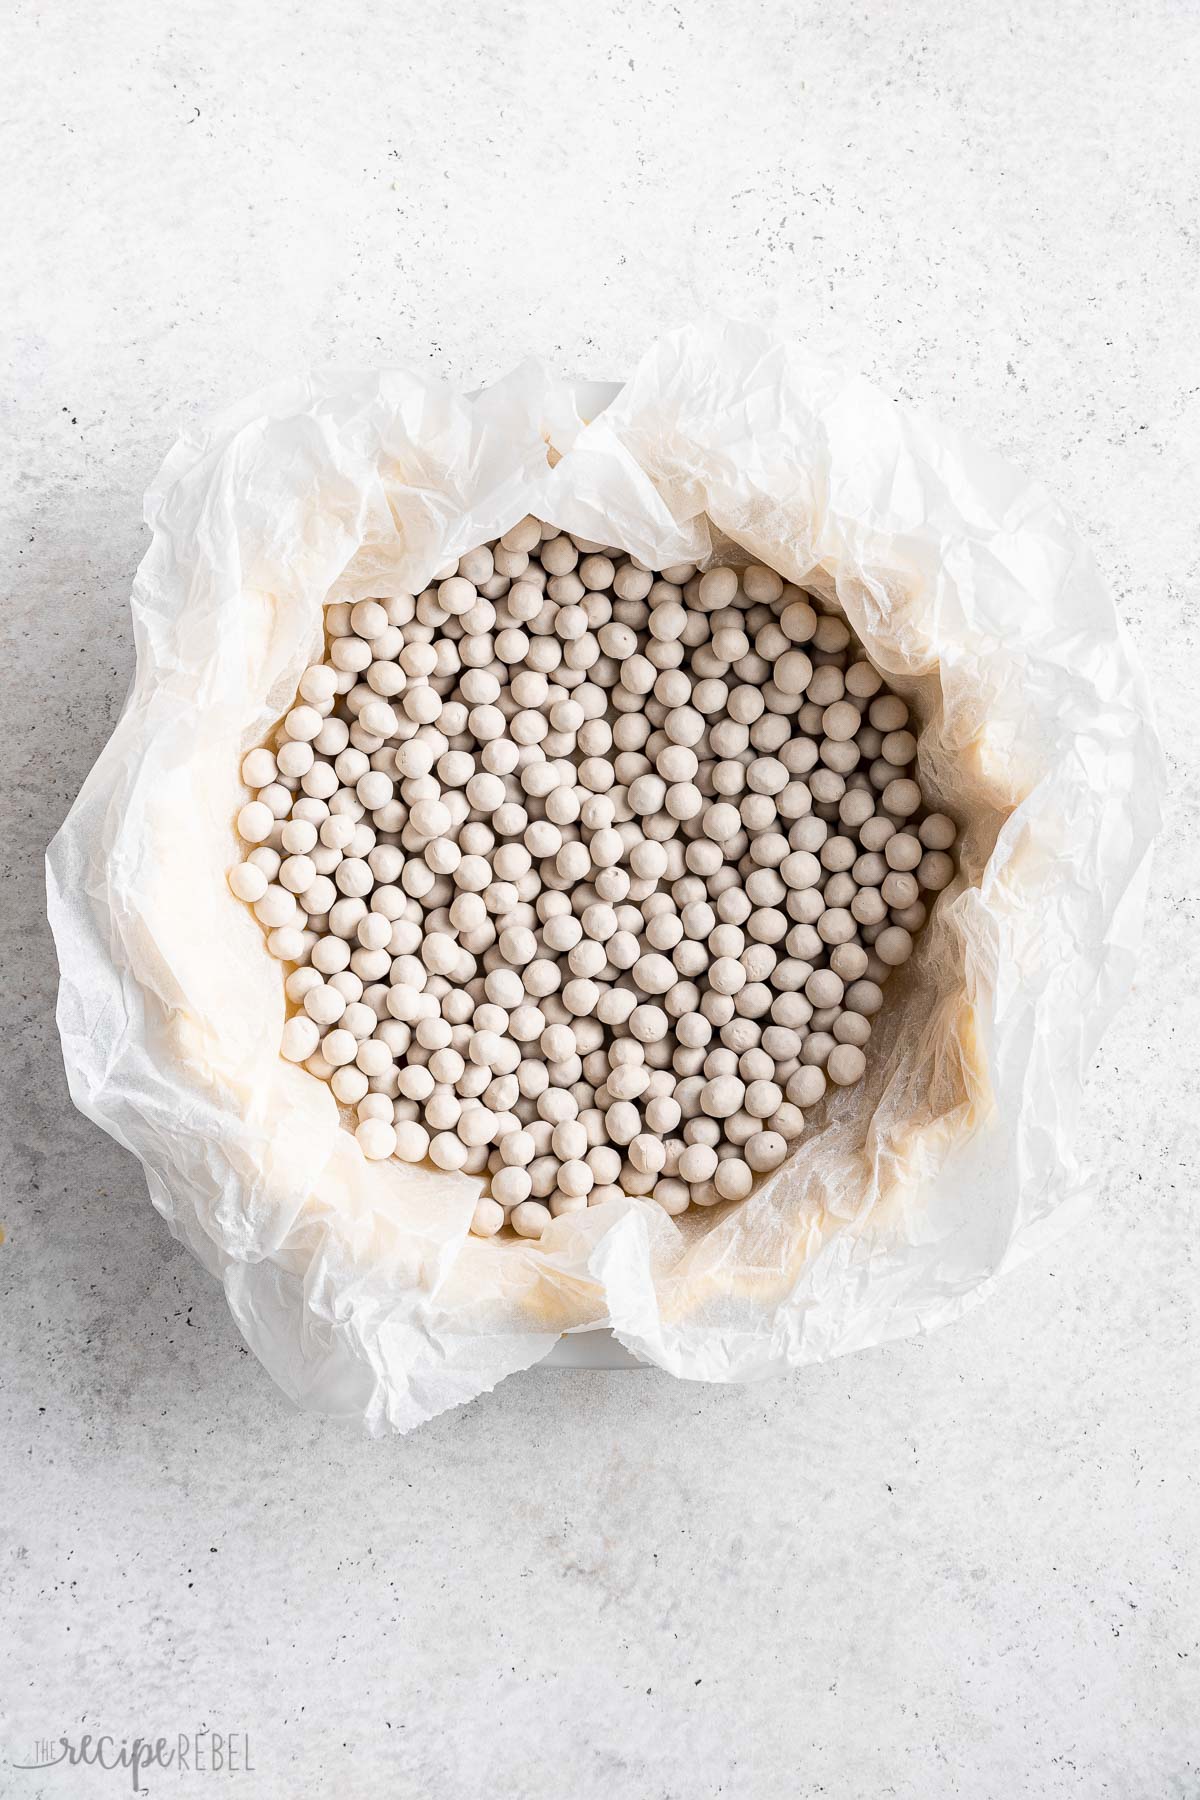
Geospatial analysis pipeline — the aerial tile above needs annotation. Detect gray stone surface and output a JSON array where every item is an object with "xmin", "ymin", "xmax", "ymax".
[{"xmin": 2, "ymin": 1, "xmax": 1197, "ymax": 1795}]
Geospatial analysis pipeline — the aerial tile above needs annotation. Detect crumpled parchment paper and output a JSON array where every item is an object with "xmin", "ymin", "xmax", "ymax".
[{"xmin": 47, "ymin": 319, "xmax": 1162, "ymax": 1433}]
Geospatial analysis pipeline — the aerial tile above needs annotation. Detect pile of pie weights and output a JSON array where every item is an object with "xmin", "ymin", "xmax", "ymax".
[{"xmin": 229, "ymin": 519, "xmax": 957, "ymax": 1240}]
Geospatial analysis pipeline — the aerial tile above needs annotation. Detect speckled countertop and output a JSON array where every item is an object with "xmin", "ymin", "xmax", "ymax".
[{"xmin": 2, "ymin": 2, "xmax": 1197, "ymax": 1795}]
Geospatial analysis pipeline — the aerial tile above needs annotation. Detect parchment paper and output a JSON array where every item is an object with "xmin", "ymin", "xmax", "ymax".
[{"xmin": 47, "ymin": 319, "xmax": 1162, "ymax": 1433}]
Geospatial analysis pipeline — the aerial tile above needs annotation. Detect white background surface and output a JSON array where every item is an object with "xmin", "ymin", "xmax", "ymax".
[{"xmin": 3, "ymin": 2, "xmax": 1198, "ymax": 1796}]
